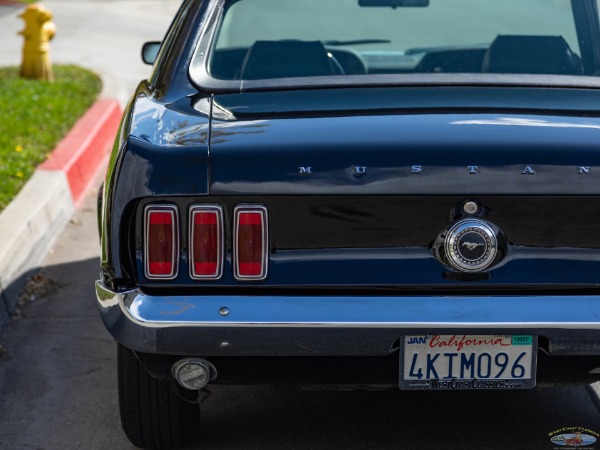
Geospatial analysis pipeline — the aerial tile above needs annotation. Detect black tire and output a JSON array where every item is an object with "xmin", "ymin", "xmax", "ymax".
[{"xmin": 118, "ymin": 343, "xmax": 200, "ymax": 449}]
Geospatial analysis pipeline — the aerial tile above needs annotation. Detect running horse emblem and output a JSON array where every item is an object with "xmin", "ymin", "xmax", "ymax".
[{"xmin": 462, "ymin": 242, "xmax": 485, "ymax": 251}]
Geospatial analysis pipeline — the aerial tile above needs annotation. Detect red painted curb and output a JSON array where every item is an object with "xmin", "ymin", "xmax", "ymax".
[{"xmin": 40, "ymin": 99, "xmax": 121, "ymax": 206}]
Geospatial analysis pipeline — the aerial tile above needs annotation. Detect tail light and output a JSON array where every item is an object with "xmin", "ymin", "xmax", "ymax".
[
  {"xmin": 189, "ymin": 206, "xmax": 224, "ymax": 280},
  {"xmin": 144, "ymin": 205, "xmax": 179, "ymax": 280},
  {"xmin": 234, "ymin": 205, "xmax": 268, "ymax": 280}
]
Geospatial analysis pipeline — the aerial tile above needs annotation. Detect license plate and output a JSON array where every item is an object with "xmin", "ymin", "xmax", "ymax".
[{"xmin": 399, "ymin": 334, "xmax": 537, "ymax": 390}]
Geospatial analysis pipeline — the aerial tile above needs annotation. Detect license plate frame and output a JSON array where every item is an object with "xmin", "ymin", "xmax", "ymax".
[{"xmin": 399, "ymin": 334, "xmax": 537, "ymax": 390}]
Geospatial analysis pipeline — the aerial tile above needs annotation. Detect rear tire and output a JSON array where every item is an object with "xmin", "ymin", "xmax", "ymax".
[{"xmin": 118, "ymin": 344, "xmax": 200, "ymax": 449}]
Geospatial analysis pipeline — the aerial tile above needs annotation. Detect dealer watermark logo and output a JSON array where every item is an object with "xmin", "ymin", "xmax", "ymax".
[{"xmin": 549, "ymin": 427, "xmax": 598, "ymax": 448}]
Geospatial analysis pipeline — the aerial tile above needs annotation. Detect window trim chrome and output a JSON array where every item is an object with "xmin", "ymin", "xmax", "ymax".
[{"xmin": 188, "ymin": 0, "xmax": 600, "ymax": 93}]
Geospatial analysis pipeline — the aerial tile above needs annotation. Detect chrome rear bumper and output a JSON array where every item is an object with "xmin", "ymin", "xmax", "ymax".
[{"xmin": 96, "ymin": 280, "xmax": 600, "ymax": 356}]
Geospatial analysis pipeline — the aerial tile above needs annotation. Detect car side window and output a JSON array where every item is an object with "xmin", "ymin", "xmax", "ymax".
[{"xmin": 148, "ymin": 0, "xmax": 198, "ymax": 89}]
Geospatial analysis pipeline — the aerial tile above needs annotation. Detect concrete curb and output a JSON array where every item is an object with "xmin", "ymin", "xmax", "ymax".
[
  {"xmin": 40, "ymin": 99, "xmax": 121, "ymax": 207},
  {"xmin": 0, "ymin": 88, "xmax": 122, "ymax": 325}
]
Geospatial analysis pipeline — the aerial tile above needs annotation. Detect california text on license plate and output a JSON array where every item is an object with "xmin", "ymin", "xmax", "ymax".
[{"xmin": 399, "ymin": 335, "xmax": 537, "ymax": 390}]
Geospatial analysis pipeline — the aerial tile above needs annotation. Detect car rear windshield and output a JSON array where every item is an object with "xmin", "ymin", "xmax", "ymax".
[{"xmin": 205, "ymin": 0, "xmax": 600, "ymax": 82}]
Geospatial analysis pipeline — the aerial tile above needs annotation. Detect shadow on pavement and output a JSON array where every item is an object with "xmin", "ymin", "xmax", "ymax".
[{"xmin": 0, "ymin": 256, "xmax": 133, "ymax": 449}]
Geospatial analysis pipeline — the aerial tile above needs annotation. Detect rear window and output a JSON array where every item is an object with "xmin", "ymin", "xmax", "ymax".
[{"xmin": 205, "ymin": 0, "xmax": 598, "ymax": 81}]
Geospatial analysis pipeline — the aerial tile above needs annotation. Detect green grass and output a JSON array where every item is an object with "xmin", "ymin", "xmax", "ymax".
[{"xmin": 0, "ymin": 65, "xmax": 101, "ymax": 212}]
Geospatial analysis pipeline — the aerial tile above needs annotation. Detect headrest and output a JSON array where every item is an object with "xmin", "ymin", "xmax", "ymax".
[
  {"xmin": 241, "ymin": 40, "xmax": 334, "ymax": 80},
  {"xmin": 482, "ymin": 35, "xmax": 582, "ymax": 75}
]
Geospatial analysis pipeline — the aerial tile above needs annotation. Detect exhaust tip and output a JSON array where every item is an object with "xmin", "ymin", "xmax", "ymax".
[{"xmin": 172, "ymin": 358, "xmax": 217, "ymax": 390}]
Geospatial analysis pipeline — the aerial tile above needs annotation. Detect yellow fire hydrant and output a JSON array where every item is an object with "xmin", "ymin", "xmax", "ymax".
[{"xmin": 18, "ymin": 4, "xmax": 56, "ymax": 81}]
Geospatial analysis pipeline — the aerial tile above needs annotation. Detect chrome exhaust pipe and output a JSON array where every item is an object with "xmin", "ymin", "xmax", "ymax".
[{"xmin": 171, "ymin": 358, "xmax": 217, "ymax": 390}]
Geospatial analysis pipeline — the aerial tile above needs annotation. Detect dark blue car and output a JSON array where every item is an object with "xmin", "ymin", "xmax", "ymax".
[{"xmin": 96, "ymin": 0, "xmax": 600, "ymax": 447}]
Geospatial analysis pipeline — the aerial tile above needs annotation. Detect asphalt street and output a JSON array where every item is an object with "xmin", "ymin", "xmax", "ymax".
[{"xmin": 0, "ymin": 0, "xmax": 599, "ymax": 449}]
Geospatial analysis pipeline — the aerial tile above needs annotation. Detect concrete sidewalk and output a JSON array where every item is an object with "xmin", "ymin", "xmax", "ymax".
[{"xmin": 0, "ymin": 0, "xmax": 180, "ymax": 325}]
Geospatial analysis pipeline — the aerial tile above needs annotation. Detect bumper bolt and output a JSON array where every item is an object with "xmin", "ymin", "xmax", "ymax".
[{"xmin": 463, "ymin": 201, "xmax": 479, "ymax": 215}]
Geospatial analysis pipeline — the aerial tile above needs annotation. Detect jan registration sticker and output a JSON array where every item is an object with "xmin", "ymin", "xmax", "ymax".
[{"xmin": 399, "ymin": 335, "xmax": 537, "ymax": 390}]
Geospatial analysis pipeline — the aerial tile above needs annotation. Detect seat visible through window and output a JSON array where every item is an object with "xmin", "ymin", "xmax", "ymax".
[
  {"xmin": 240, "ymin": 40, "xmax": 335, "ymax": 80},
  {"xmin": 482, "ymin": 35, "xmax": 583, "ymax": 75}
]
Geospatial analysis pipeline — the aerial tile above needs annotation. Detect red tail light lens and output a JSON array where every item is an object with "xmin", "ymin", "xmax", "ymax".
[
  {"xmin": 189, "ymin": 206, "xmax": 224, "ymax": 280},
  {"xmin": 144, "ymin": 205, "xmax": 179, "ymax": 280},
  {"xmin": 234, "ymin": 206, "xmax": 268, "ymax": 280}
]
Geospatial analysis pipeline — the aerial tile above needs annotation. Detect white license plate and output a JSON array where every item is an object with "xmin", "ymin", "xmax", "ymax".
[{"xmin": 399, "ymin": 334, "xmax": 537, "ymax": 390}]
